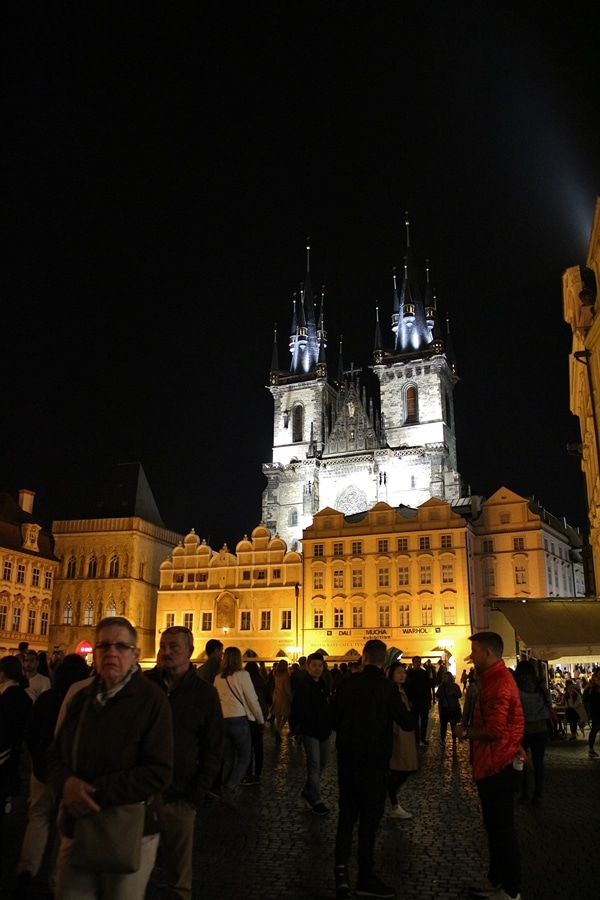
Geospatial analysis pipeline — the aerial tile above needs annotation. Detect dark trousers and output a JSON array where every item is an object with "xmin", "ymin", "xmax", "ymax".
[
  {"xmin": 335, "ymin": 764, "xmax": 387, "ymax": 879},
  {"xmin": 476, "ymin": 765, "xmax": 521, "ymax": 898},
  {"xmin": 247, "ymin": 720, "xmax": 264, "ymax": 778},
  {"xmin": 520, "ymin": 730, "xmax": 547, "ymax": 799},
  {"xmin": 413, "ymin": 702, "xmax": 430, "ymax": 742}
]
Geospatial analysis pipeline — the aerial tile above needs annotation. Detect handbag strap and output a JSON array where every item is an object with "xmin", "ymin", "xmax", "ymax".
[{"xmin": 225, "ymin": 676, "xmax": 248, "ymax": 715}]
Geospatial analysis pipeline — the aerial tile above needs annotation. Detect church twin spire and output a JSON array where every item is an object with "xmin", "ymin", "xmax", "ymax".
[{"xmin": 270, "ymin": 219, "xmax": 451, "ymax": 384}]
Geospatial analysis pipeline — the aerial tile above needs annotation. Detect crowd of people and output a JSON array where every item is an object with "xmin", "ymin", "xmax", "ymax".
[{"xmin": 1, "ymin": 627, "xmax": 598, "ymax": 900}]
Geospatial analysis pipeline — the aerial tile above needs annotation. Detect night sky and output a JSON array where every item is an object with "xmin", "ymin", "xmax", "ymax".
[{"xmin": 4, "ymin": 3, "xmax": 599, "ymax": 547}]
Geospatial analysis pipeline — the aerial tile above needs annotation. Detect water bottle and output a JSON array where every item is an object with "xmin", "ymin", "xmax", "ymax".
[{"xmin": 512, "ymin": 752, "xmax": 525, "ymax": 771}]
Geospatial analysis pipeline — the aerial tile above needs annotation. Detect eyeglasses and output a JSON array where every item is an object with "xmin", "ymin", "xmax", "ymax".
[{"xmin": 94, "ymin": 641, "xmax": 136, "ymax": 653}]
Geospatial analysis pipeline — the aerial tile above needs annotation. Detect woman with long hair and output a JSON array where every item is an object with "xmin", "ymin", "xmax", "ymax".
[
  {"xmin": 386, "ymin": 662, "xmax": 418, "ymax": 819},
  {"xmin": 214, "ymin": 648, "xmax": 264, "ymax": 806},
  {"xmin": 514, "ymin": 660, "xmax": 550, "ymax": 804},
  {"xmin": 270, "ymin": 659, "xmax": 292, "ymax": 741}
]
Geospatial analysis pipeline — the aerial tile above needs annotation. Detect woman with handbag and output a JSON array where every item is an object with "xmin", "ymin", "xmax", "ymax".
[
  {"xmin": 50, "ymin": 617, "xmax": 173, "ymax": 900},
  {"xmin": 214, "ymin": 647, "xmax": 264, "ymax": 806}
]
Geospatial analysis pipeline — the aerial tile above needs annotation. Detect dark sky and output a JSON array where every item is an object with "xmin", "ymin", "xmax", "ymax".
[{"xmin": 3, "ymin": 3, "xmax": 599, "ymax": 546}]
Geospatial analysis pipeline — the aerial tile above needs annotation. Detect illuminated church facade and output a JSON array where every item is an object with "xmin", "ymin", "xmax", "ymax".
[{"xmin": 262, "ymin": 224, "xmax": 463, "ymax": 550}]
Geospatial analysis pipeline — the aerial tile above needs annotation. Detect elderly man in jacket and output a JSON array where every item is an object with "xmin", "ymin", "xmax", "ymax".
[
  {"xmin": 146, "ymin": 626, "xmax": 224, "ymax": 900},
  {"xmin": 51, "ymin": 617, "xmax": 173, "ymax": 900},
  {"xmin": 455, "ymin": 632, "xmax": 524, "ymax": 900}
]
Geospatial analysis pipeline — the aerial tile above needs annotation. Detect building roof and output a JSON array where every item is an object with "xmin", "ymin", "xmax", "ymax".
[
  {"xmin": 87, "ymin": 463, "xmax": 165, "ymax": 528},
  {"xmin": 0, "ymin": 492, "xmax": 57, "ymax": 560}
]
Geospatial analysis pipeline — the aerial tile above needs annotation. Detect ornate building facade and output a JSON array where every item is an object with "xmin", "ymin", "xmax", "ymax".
[
  {"xmin": 155, "ymin": 489, "xmax": 583, "ymax": 668},
  {"xmin": 0, "ymin": 489, "xmax": 58, "ymax": 654},
  {"xmin": 50, "ymin": 464, "xmax": 182, "ymax": 660},
  {"xmin": 157, "ymin": 523, "xmax": 302, "ymax": 662},
  {"xmin": 262, "ymin": 227, "xmax": 463, "ymax": 550},
  {"xmin": 563, "ymin": 195, "xmax": 600, "ymax": 592}
]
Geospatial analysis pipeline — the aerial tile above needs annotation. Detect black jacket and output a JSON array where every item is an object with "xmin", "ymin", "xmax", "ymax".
[
  {"xmin": 146, "ymin": 664, "xmax": 224, "ymax": 806},
  {"xmin": 332, "ymin": 665, "xmax": 414, "ymax": 769},
  {"xmin": 291, "ymin": 674, "xmax": 331, "ymax": 741}
]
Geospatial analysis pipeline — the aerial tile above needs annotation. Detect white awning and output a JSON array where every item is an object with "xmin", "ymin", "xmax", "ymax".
[{"xmin": 493, "ymin": 599, "xmax": 600, "ymax": 660}]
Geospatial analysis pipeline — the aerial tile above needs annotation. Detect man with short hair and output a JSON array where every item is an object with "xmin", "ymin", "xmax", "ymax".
[
  {"xmin": 333, "ymin": 639, "xmax": 414, "ymax": 899},
  {"xmin": 292, "ymin": 652, "xmax": 332, "ymax": 816},
  {"xmin": 51, "ymin": 616, "xmax": 173, "ymax": 899},
  {"xmin": 24, "ymin": 651, "xmax": 51, "ymax": 703},
  {"xmin": 196, "ymin": 639, "xmax": 223, "ymax": 684},
  {"xmin": 404, "ymin": 655, "xmax": 431, "ymax": 745},
  {"xmin": 147, "ymin": 626, "xmax": 224, "ymax": 899},
  {"xmin": 455, "ymin": 632, "xmax": 524, "ymax": 900}
]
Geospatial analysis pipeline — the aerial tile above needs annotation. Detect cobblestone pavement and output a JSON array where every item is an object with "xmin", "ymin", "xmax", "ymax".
[{"xmin": 2, "ymin": 707, "xmax": 599, "ymax": 899}]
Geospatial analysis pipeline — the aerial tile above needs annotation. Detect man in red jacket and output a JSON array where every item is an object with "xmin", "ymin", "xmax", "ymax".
[{"xmin": 455, "ymin": 632, "xmax": 524, "ymax": 900}]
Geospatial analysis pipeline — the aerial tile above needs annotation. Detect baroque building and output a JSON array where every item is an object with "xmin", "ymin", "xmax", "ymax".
[
  {"xmin": 154, "ymin": 489, "xmax": 583, "ymax": 668},
  {"xmin": 50, "ymin": 464, "xmax": 182, "ymax": 660},
  {"xmin": 0, "ymin": 489, "xmax": 58, "ymax": 654},
  {"xmin": 157, "ymin": 523, "xmax": 302, "ymax": 662},
  {"xmin": 262, "ymin": 226, "xmax": 463, "ymax": 550},
  {"xmin": 563, "ymin": 195, "xmax": 600, "ymax": 593}
]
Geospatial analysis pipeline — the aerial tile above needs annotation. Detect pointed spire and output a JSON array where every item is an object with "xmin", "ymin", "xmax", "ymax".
[
  {"xmin": 337, "ymin": 335, "xmax": 345, "ymax": 383},
  {"xmin": 445, "ymin": 313, "xmax": 457, "ymax": 374},
  {"xmin": 405, "ymin": 211, "xmax": 411, "ymax": 248},
  {"xmin": 306, "ymin": 237, "xmax": 310, "ymax": 273},
  {"xmin": 270, "ymin": 325, "xmax": 279, "ymax": 372},
  {"xmin": 373, "ymin": 305, "xmax": 384, "ymax": 364}
]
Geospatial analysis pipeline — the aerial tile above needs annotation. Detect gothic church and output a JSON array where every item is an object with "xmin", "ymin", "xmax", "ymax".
[{"xmin": 262, "ymin": 221, "xmax": 463, "ymax": 549}]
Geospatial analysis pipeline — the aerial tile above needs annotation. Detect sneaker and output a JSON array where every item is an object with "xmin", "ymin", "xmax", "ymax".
[
  {"xmin": 588, "ymin": 748, "xmax": 598, "ymax": 757},
  {"xmin": 335, "ymin": 865, "xmax": 351, "ymax": 900},
  {"xmin": 312, "ymin": 802, "xmax": 329, "ymax": 816},
  {"xmin": 355, "ymin": 874, "xmax": 396, "ymax": 897},
  {"xmin": 240, "ymin": 776, "xmax": 254, "ymax": 785},
  {"xmin": 389, "ymin": 804, "xmax": 412, "ymax": 819},
  {"xmin": 488, "ymin": 891, "xmax": 521, "ymax": 900}
]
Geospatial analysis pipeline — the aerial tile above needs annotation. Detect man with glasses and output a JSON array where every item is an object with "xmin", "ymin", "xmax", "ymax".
[
  {"xmin": 146, "ymin": 626, "xmax": 224, "ymax": 900},
  {"xmin": 50, "ymin": 616, "xmax": 173, "ymax": 899}
]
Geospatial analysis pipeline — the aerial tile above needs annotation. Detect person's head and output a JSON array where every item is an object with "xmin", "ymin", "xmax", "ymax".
[
  {"xmin": 205, "ymin": 639, "xmax": 223, "ymax": 660},
  {"xmin": 469, "ymin": 632, "xmax": 503, "ymax": 674},
  {"xmin": 220, "ymin": 646, "xmax": 243, "ymax": 676},
  {"xmin": 245, "ymin": 661, "xmax": 259, "ymax": 678},
  {"xmin": 564, "ymin": 679, "xmax": 576, "ymax": 692},
  {"xmin": 362, "ymin": 639, "xmax": 387, "ymax": 669},
  {"xmin": 388, "ymin": 661, "xmax": 407, "ymax": 684},
  {"xmin": 0, "ymin": 655, "xmax": 26, "ymax": 685},
  {"xmin": 93, "ymin": 616, "xmax": 140, "ymax": 689},
  {"xmin": 24, "ymin": 650, "xmax": 39, "ymax": 676},
  {"xmin": 17, "ymin": 641, "xmax": 29, "ymax": 655},
  {"xmin": 514, "ymin": 659, "xmax": 539, "ymax": 693},
  {"xmin": 298, "ymin": 656, "xmax": 307, "ymax": 669},
  {"xmin": 307, "ymin": 652, "xmax": 324, "ymax": 681},
  {"xmin": 53, "ymin": 653, "xmax": 90, "ymax": 696},
  {"xmin": 443, "ymin": 671, "xmax": 455, "ymax": 682},
  {"xmin": 275, "ymin": 659, "xmax": 289, "ymax": 676},
  {"xmin": 411, "ymin": 655, "xmax": 422, "ymax": 669},
  {"xmin": 158, "ymin": 626, "xmax": 194, "ymax": 678}
]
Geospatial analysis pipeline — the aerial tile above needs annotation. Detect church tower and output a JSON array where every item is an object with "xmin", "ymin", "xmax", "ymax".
[{"xmin": 262, "ymin": 223, "xmax": 462, "ymax": 548}]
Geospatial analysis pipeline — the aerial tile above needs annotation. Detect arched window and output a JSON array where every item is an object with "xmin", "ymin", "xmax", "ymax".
[
  {"xmin": 109, "ymin": 555, "xmax": 119, "ymax": 578},
  {"xmin": 404, "ymin": 385, "xmax": 418, "ymax": 424},
  {"xmin": 290, "ymin": 509, "xmax": 298, "ymax": 526},
  {"xmin": 106, "ymin": 599, "xmax": 117, "ymax": 617},
  {"xmin": 83, "ymin": 599, "xmax": 94, "ymax": 625},
  {"xmin": 63, "ymin": 600, "xmax": 73, "ymax": 625},
  {"xmin": 88, "ymin": 555, "xmax": 97, "ymax": 578},
  {"xmin": 66, "ymin": 556, "xmax": 76, "ymax": 579},
  {"xmin": 292, "ymin": 404, "xmax": 304, "ymax": 442}
]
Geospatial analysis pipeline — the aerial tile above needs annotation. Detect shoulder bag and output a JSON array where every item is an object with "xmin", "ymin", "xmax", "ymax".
[{"xmin": 69, "ymin": 691, "xmax": 148, "ymax": 874}]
